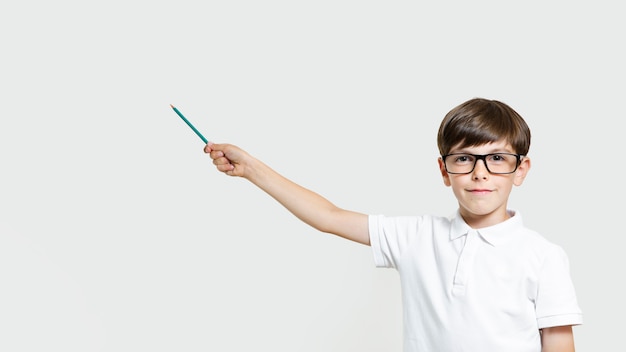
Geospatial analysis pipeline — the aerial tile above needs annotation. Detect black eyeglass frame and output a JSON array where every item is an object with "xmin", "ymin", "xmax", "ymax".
[{"xmin": 441, "ymin": 153, "xmax": 524, "ymax": 174}]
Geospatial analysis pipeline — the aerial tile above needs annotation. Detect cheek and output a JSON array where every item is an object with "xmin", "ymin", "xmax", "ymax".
[
  {"xmin": 497, "ymin": 177, "xmax": 517, "ymax": 193},
  {"xmin": 447, "ymin": 176, "xmax": 467, "ymax": 194}
]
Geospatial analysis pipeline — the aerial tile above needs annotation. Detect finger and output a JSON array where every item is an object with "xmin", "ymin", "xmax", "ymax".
[
  {"xmin": 217, "ymin": 164, "xmax": 234, "ymax": 173},
  {"xmin": 210, "ymin": 150, "xmax": 224, "ymax": 159},
  {"xmin": 212, "ymin": 157, "xmax": 230, "ymax": 166}
]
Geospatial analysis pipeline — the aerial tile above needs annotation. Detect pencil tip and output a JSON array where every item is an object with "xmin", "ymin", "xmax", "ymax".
[{"xmin": 170, "ymin": 104, "xmax": 174, "ymax": 108}]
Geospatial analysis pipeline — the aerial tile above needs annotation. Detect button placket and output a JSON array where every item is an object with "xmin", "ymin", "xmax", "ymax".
[{"xmin": 452, "ymin": 229, "xmax": 479, "ymax": 296}]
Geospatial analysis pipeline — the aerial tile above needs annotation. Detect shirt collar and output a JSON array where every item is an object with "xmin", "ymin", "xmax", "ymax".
[{"xmin": 449, "ymin": 210, "xmax": 524, "ymax": 246}]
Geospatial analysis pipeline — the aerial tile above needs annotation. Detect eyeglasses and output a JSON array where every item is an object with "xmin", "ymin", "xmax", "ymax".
[{"xmin": 441, "ymin": 153, "xmax": 523, "ymax": 174}]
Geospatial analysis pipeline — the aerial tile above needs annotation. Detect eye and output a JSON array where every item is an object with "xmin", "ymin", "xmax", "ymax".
[
  {"xmin": 488, "ymin": 154, "xmax": 510, "ymax": 163},
  {"xmin": 454, "ymin": 154, "xmax": 474, "ymax": 164}
]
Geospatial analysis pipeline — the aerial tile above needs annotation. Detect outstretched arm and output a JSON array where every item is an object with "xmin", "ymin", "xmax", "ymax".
[{"xmin": 205, "ymin": 142, "xmax": 370, "ymax": 245}]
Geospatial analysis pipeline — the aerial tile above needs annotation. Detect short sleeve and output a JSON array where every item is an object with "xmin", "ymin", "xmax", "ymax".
[
  {"xmin": 369, "ymin": 214, "xmax": 423, "ymax": 269},
  {"xmin": 535, "ymin": 245, "xmax": 583, "ymax": 328},
  {"xmin": 369, "ymin": 214, "xmax": 390, "ymax": 268}
]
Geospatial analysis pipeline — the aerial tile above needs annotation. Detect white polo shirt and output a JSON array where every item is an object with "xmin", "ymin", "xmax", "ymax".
[{"xmin": 369, "ymin": 210, "xmax": 583, "ymax": 352}]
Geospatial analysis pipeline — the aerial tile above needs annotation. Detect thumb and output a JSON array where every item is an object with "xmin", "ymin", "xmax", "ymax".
[{"xmin": 203, "ymin": 141, "xmax": 215, "ymax": 153}]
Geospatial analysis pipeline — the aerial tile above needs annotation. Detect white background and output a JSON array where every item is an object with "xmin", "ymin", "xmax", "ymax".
[{"xmin": 1, "ymin": 1, "xmax": 622, "ymax": 351}]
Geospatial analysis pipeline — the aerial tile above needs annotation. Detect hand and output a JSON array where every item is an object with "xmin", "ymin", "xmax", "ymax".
[{"xmin": 204, "ymin": 142, "xmax": 249, "ymax": 177}]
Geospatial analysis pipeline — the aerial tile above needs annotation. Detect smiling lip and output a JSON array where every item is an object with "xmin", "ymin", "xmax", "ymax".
[{"xmin": 468, "ymin": 189, "xmax": 492, "ymax": 194}]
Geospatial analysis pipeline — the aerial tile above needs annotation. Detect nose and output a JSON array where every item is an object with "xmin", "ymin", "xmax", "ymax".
[{"xmin": 472, "ymin": 158, "xmax": 489, "ymax": 179}]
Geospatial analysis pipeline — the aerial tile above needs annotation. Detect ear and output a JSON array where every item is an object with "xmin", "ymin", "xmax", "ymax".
[
  {"xmin": 438, "ymin": 157, "xmax": 451, "ymax": 187},
  {"xmin": 513, "ymin": 156, "xmax": 531, "ymax": 186}
]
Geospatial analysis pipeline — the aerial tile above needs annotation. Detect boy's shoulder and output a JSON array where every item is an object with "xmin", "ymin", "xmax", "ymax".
[{"xmin": 370, "ymin": 211, "xmax": 565, "ymax": 252}]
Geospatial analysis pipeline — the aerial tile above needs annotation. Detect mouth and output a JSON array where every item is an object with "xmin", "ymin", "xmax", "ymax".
[{"xmin": 468, "ymin": 189, "xmax": 492, "ymax": 195}]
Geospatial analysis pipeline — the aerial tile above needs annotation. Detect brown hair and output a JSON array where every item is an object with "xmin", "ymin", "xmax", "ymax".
[{"xmin": 437, "ymin": 98, "xmax": 531, "ymax": 156}]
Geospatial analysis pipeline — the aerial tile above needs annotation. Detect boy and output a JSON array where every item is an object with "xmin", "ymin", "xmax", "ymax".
[{"xmin": 204, "ymin": 98, "xmax": 583, "ymax": 351}]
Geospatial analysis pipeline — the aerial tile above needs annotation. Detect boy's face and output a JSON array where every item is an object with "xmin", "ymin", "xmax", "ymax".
[{"xmin": 438, "ymin": 140, "xmax": 531, "ymax": 228}]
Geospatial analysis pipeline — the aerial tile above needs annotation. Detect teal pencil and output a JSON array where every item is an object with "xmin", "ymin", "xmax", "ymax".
[{"xmin": 170, "ymin": 104, "xmax": 208, "ymax": 144}]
